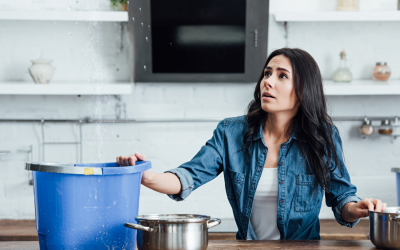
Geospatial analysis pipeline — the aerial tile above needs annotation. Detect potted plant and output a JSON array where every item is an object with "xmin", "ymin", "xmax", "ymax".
[{"xmin": 110, "ymin": 0, "xmax": 128, "ymax": 11}]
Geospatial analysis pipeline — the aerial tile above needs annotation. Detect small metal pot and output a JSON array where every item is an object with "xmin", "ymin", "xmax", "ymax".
[
  {"xmin": 370, "ymin": 207, "xmax": 400, "ymax": 250},
  {"xmin": 125, "ymin": 214, "xmax": 221, "ymax": 250}
]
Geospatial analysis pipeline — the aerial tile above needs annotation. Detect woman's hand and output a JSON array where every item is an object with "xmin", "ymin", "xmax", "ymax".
[
  {"xmin": 116, "ymin": 152, "xmax": 151, "ymax": 184},
  {"xmin": 116, "ymin": 152, "xmax": 182, "ymax": 194},
  {"xmin": 116, "ymin": 152, "xmax": 145, "ymax": 166},
  {"xmin": 342, "ymin": 198, "xmax": 387, "ymax": 223}
]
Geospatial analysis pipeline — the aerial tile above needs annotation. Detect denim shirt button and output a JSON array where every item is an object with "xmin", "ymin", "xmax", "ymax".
[
  {"xmin": 278, "ymin": 162, "xmax": 283, "ymax": 166},
  {"xmin": 279, "ymin": 181, "xmax": 283, "ymax": 184},
  {"xmin": 258, "ymin": 166, "xmax": 262, "ymax": 171},
  {"xmin": 278, "ymin": 217, "xmax": 282, "ymax": 221},
  {"xmin": 279, "ymin": 199, "xmax": 284, "ymax": 203},
  {"xmin": 281, "ymin": 145, "xmax": 286, "ymax": 149}
]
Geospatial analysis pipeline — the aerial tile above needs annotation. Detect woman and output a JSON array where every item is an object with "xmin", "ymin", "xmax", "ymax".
[{"xmin": 117, "ymin": 48, "xmax": 386, "ymax": 240}]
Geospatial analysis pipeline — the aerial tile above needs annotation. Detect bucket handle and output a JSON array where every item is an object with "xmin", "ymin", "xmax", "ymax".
[
  {"xmin": 207, "ymin": 218, "xmax": 221, "ymax": 229},
  {"xmin": 125, "ymin": 223, "xmax": 154, "ymax": 232}
]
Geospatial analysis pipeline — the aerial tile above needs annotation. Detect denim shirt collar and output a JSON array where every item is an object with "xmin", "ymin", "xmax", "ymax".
[{"xmin": 247, "ymin": 122, "xmax": 306, "ymax": 143}]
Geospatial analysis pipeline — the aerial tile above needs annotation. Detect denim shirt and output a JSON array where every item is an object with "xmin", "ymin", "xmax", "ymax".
[{"xmin": 166, "ymin": 116, "xmax": 361, "ymax": 240}]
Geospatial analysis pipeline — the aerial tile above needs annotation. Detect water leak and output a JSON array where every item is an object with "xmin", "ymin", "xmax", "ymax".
[
  {"xmin": 144, "ymin": 65, "xmax": 146, "ymax": 71},
  {"xmin": 132, "ymin": 17, "xmax": 134, "ymax": 22},
  {"xmin": 81, "ymin": 1, "xmax": 116, "ymax": 162},
  {"xmin": 139, "ymin": 7, "xmax": 141, "ymax": 12},
  {"xmin": 141, "ymin": 22, "xmax": 143, "ymax": 27},
  {"xmin": 145, "ymin": 37, "xmax": 148, "ymax": 42}
]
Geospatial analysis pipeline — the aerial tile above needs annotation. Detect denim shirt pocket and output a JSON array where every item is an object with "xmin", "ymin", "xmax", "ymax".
[
  {"xmin": 295, "ymin": 174, "xmax": 321, "ymax": 212},
  {"xmin": 227, "ymin": 168, "xmax": 245, "ymax": 200}
]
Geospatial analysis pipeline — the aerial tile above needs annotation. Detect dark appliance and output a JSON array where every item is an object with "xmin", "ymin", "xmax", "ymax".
[{"xmin": 128, "ymin": 0, "xmax": 269, "ymax": 82}]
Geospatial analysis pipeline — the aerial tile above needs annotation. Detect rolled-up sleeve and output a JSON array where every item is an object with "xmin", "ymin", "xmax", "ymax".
[
  {"xmin": 165, "ymin": 120, "xmax": 225, "ymax": 201},
  {"xmin": 325, "ymin": 128, "xmax": 361, "ymax": 228}
]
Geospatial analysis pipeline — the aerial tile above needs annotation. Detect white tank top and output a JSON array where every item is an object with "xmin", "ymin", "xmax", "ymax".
[{"xmin": 250, "ymin": 167, "xmax": 281, "ymax": 240}]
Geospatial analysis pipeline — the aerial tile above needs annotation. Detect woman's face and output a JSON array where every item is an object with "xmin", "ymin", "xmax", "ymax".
[{"xmin": 260, "ymin": 55, "xmax": 299, "ymax": 114}]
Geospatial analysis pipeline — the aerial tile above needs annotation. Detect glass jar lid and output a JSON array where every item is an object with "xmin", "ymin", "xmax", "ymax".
[
  {"xmin": 381, "ymin": 119, "xmax": 391, "ymax": 126},
  {"xmin": 362, "ymin": 119, "xmax": 371, "ymax": 126}
]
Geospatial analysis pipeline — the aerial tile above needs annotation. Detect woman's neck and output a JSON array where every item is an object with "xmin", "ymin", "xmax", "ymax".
[{"xmin": 263, "ymin": 113, "xmax": 295, "ymax": 143}]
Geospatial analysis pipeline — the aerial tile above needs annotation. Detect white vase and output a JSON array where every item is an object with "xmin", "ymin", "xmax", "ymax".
[{"xmin": 29, "ymin": 59, "xmax": 55, "ymax": 84}]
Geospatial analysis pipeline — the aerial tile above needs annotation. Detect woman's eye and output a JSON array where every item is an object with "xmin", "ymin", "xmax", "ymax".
[
  {"xmin": 280, "ymin": 74, "xmax": 288, "ymax": 79},
  {"xmin": 264, "ymin": 71, "xmax": 271, "ymax": 77}
]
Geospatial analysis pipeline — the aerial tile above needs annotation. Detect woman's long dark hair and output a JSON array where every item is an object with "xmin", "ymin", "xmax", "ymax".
[{"xmin": 244, "ymin": 48, "xmax": 341, "ymax": 192}]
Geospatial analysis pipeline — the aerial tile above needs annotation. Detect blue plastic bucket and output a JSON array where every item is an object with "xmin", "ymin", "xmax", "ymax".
[
  {"xmin": 392, "ymin": 168, "xmax": 400, "ymax": 206},
  {"xmin": 26, "ymin": 161, "xmax": 151, "ymax": 250},
  {"xmin": 396, "ymin": 173, "xmax": 400, "ymax": 206}
]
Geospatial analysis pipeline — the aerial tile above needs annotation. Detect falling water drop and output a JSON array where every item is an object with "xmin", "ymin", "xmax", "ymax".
[
  {"xmin": 146, "ymin": 37, "xmax": 148, "ymax": 42},
  {"xmin": 139, "ymin": 7, "xmax": 141, "ymax": 12},
  {"xmin": 141, "ymin": 22, "xmax": 143, "ymax": 27},
  {"xmin": 148, "ymin": 25, "xmax": 150, "ymax": 29},
  {"xmin": 170, "ymin": 43, "xmax": 172, "ymax": 46},
  {"xmin": 144, "ymin": 65, "xmax": 146, "ymax": 71},
  {"xmin": 67, "ymin": 6, "xmax": 71, "ymax": 11},
  {"xmin": 127, "ymin": 1, "xmax": 129, "ymax": 4},
  {"xmin": 132, "ymin": 17, "xmax": 134, "ymax": 22}
]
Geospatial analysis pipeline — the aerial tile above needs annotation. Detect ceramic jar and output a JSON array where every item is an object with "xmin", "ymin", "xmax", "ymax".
[
  {"xmin": 337, "ymin": 0, "xmax": 358, "ymax": 11},
  {"xmin": 372, "ymin": 62, "xmax": 391, "ymax": 81},
  {"xmin": 29, "ymin": 59, "xmax": 55, "ymax": 84}
]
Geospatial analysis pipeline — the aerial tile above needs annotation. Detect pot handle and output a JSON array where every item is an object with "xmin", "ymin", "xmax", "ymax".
[
  {"xmin": 389, "ymin": 215, "xmax": 400, "ymax": 221},
  {"xmin": 124, "ymin": 223, "xmax": 154, "ymax": 232},
  {"xmin": 207, "ymin": 218, "xmax": 221, "ymax": 229}
]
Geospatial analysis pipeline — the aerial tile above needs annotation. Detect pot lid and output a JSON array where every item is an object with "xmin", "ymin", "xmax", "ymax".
[
  {"xmin": 135, "ymin": 214, "xmax": 211, "ymax": 223},
  {"xmin": 25, "ymin": 161, "xmax": 151, "ymax": 175}
]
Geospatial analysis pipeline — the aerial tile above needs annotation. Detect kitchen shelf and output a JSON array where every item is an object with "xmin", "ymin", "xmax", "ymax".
[
  {"xmin": 275, "ymin": 11, "xmax": 400, "ymax": 22},
  {"xmin": 361, "ymin": 133, "xmax": 400, "ymax": 139},
  {"xmin": 323, "ymin": 79, "xmax": 400, "ymax": 96},
  {"xmin": 0, "ymin": 11, "xmax": 128, "ymax": 22},
  {"xmin": 0, "ymin": 82, "xmax": 133, "ymax": 95}
]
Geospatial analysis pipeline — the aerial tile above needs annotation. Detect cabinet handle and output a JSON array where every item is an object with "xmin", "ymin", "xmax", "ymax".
[{"xmin": 254, "ymin": 29, "xmax": 258, "ymax": 47}]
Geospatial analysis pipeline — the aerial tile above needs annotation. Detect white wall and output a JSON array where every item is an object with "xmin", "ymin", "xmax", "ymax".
[{"xmin": 0, "ymin": 0, "xmax": 399, "ymax": 223}]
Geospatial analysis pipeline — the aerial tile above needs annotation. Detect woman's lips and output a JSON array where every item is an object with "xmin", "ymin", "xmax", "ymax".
[{"xmin": 262, "ymin": 91, "xmax": 275, "ymax": 101}]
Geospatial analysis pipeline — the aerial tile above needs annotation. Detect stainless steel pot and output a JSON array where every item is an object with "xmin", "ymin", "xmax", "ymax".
[
  {"xmin": 370, "ymin": 207, "xmax": 400, "ymax": 250},
  {"xmin": 125, "ymin": 214, "xmax": 221, "ymax": 250}
]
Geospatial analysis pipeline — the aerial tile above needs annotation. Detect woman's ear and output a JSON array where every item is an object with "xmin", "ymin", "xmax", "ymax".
[{"xmin": 295, "ymin": 99, "xmax": 301, "ymax": 108}]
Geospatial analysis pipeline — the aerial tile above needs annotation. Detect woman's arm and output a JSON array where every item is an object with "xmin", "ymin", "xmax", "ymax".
[
  {"xmin": 341, "ymin": 198, "xmax": 387, "ymax": 223},
  {"xmin": 325, "ymin": 128, "xmax": 387, "ymax": 226},
  {"xmin": 117, "ymin": 120, "xmax": 226, "ymax": 201},
  {"xmin": 117, "ymin": 152, "xmax": 182, "ymax": 194}
]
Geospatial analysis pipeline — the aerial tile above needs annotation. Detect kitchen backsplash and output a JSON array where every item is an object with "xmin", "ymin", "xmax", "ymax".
[{"xmin": 0, "ymin": 0, "xmax": 400, "ymax": 220}]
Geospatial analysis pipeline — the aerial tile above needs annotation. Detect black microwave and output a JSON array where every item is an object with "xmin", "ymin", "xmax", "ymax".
[{"xmin": 128, "ymin": 0, "xmax": 269, "ymax": 83}]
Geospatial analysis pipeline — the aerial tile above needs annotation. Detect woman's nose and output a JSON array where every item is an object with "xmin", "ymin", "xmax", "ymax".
[{"xmin": 264, "ymin": 79, "xmax": 274, "ymax": 89}]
